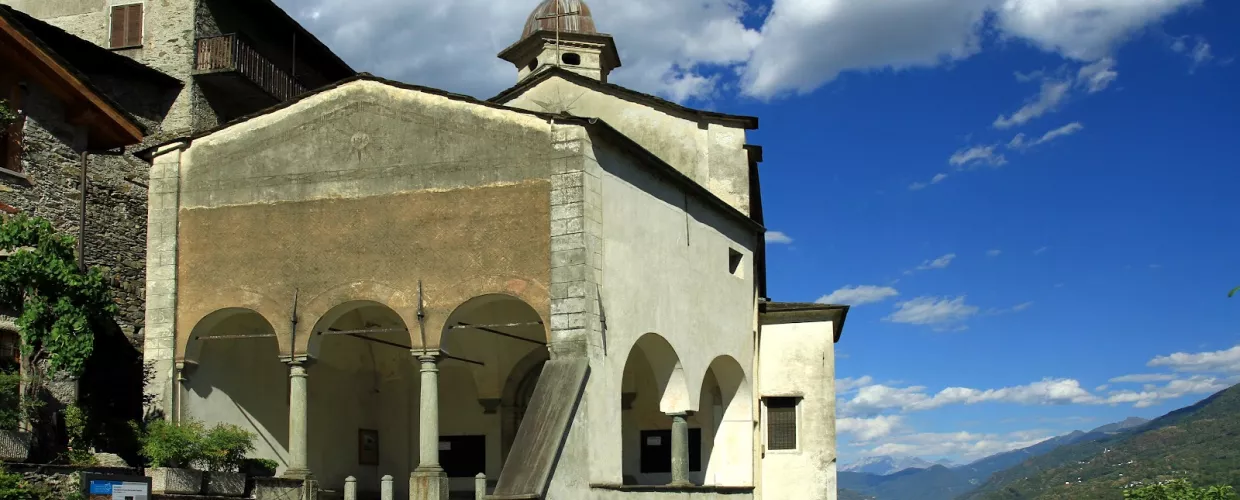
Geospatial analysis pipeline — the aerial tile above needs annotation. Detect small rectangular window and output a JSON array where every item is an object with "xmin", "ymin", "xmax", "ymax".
[
  {"xmin": 110, "ymin": 3, "xmax": 144, "ymax": 49},
  {"xmin": 765, "ymin": 397, "xmax": 799, "ymax": 451},
  {"xmin": 728, "ymin": 248, "xmax": 744, "ymax": 277}
]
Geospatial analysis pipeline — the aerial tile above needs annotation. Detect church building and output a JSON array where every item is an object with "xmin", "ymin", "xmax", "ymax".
[{"xmin": 138, "ymin": 1, "xmax": 848, "ymax": 499}]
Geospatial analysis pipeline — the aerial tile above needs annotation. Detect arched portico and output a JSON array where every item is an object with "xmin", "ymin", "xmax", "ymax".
[
  {"xmin": 181, "ymin": 308, "xmax": 290, "ymax": 475},
  {"xmin": 697, "ymin": 355, "xmax": 752, "ymax": 486},
  {"xmin": 620, "ymin": 333, "xmax": 695, "ymax": 486}
]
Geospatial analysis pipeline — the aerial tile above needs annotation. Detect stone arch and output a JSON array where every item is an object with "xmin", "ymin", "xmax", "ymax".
[
  {"xmin": 297, "ymin": 281, "xmax": 417, "ymax": 356},
  {"xmin": 698, "ymin": 355, "xmax": 753, "ymax": 486},
  {"xmin": 180, "ymin": 307, "xmax": 289, "ymax": 474},
  {"xmin": 304, "ymin": 299, "xmax": 411, "ymax": 360},
  {"xmin": 178, "ymin": 288, "xmax": 288, "ymax": 360},
  {"xmin": 182, "ymin": 307, "xmax": 281, "ymax": 364},
  {"xmin": 421, "ymin": 274, "xmax": 550, "ymax": 349},
  {"xmin": 629, "ymin": 333, "xmax": 691, "ymax": 414}
]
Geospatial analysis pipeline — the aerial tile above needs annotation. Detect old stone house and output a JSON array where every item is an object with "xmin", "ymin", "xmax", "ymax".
[
  {"xmin": 0, "ymin": 0, "xmax": 355, "ymax": 346},
  {"xmin": 136, "ymin": 1, "xmax": 851, "ymax": 499}
]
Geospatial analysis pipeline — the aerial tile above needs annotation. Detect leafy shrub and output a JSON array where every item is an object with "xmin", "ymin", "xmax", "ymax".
[
  {"xmin": 200, "ymin": 424, "xmax": 255, "ymax": 472},
  {"xmin": 0, "ymin": 468, "xmax": 33, "ymax": 500},
  {"xmin": 1124, "ymin": 479, "xmax": 1238, "ymax": 500},
  {"xmin": 62, "ymin": 405, "xmax": 95, "ymax": 466},
  {"xmin": 240, "ymin": 458, "xmax": 278, "ymax": 477},
  {"xmin": 137, "ymin": 419, "xmax": 204, "ymax": 469},
  {"xmin": 0, "ymin": 369, "xmax": 20, "ymax": 432}
]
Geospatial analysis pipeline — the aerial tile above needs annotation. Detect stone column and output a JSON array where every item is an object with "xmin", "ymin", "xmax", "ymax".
[
  {"xmin": 284, "ymin": 359, "xmax": 312, "ymax": 479},
  {"xmin": 669, "ymin": 412, "xmax": 692, "ymax": 487},
  {"xmin": 410, "ymin": 351, "xmax": 448, "ymax": 500}
]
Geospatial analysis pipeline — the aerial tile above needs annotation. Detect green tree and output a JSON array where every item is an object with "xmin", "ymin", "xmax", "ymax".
[{"xmin": 1124, "ymin": 480, "xmax": 1238, "ymax": 500}]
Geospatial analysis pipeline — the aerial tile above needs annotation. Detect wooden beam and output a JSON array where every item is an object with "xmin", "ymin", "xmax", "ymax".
[{"xmin": 0, "ymin": 13, "xmax": 143, "ymax": 147}]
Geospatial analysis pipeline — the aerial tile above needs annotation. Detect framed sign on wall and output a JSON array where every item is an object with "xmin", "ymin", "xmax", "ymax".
[{"xmin": 359, "ymin": 429, "xmax": 379, "ymax": 465}]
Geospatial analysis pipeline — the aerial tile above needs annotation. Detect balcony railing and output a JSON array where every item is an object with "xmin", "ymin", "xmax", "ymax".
[{"xmin": 194, "ymin": 34, "xmax": 307, "ymax": 103}]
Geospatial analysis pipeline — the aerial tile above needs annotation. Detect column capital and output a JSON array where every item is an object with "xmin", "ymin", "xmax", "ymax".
[
  {"xmin": 411, "ymin": 349, "xmax": 441, "ymax": 362},
  {"xmin": 667, "ymin": 411, "xmax": 694, "ymax": 418},
  {"xmin": 281, "ymin": 355, "xmax": 315, "ymax": 367}
]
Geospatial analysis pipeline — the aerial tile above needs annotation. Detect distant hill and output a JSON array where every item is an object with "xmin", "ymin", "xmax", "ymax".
[
  {"xmin": 835, "ymin": 417, "xmax": 1150, "ymax": 500},
  {"xmin": 962, "ymin": 384, "xmax": 1240, "ymax": 499},
  {"xmin": 1088, "ymin": 417, "xmax": 1149, "ymax": 434},
  {"xmin": 840, "ymin": 465, "xmax": 975, "ymax": 500},
  {"xmin": 839, "ymin": 488, "xmax": 878, "ymax": 500},
  {"xmin": 842, "ymin": 455, "xmax": 940, "ymax": 475}
]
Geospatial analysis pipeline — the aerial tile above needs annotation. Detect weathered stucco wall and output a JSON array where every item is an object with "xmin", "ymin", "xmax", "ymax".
[
  {"xmin": 551, "ymin": 130, "xmax": 759, "ymax": 494},
  {"xmin": 503, "ymin": 76, "xmax": 753, "ymax": 215},
  {"xmin": 757, "ymin": 321, "xmax": 837, "ymax": 500},
  {"xmin": 172, "ymin": 80, "xmax": 557, "ymax": 356}
]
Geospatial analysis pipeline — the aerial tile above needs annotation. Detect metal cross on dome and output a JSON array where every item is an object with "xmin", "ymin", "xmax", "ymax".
[{"xmin": 534, "ymin": 0, "xmax": 580, "ymax": 69}]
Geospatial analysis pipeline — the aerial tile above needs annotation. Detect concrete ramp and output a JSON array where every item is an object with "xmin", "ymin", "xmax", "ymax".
[{"xmin": 489, "ymin": 358, "xmax": 589, "ymax": 499}]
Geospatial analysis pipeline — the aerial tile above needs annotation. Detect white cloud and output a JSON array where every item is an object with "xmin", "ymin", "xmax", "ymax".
[
  {"xmin": 863, "ymin": 430, "xmax": 1054, "ymax": 461},
  {"xmin": 909, "ymin": 173, "xmax": 949, "ymax": 191},
  {"xmin": 994, "ymin": 79, "xmax": 1072, "ymax": 129},
  {"xmin": 885, "ymin": 296, "xmax": 979, "ymax": 326},
  {"xmin": 1172, "ymin": 35, "xmax": 1215, "ymax": 71},
  {"xmin": 819, "ymin": 285, "xmax": 900, "ymax": 306},
  {"xmin": 917, "ymin": 253, "xmax": 958, "ymax": 271},
  {"xmin": 950, "ymin": 145, "xmax": 1008, "ymax": 169},
  {"xmin": 766, "ymin": 231, "xmax": 794, "ymax": 244},
  {"xmin": 271, "ymin": 0, "xmax": 1204, "ymax": 103},
  {"xmin": 1101, "ymin": 375, "xmax": 1234, "ymax": 408},
  {"xmin": 838, "ymin": 376, "xmax": 876, "ymax": 394},
  {"xmin": 1110, "ymin": 373, "xmax": 1178, "ymax": 383},
  {"xmin": 1148, "ymin": 345, "xmax": 1240, "ymax": 373},
  {"xmin": 994, "ymin": 0, "xmax": 1203, "ymax": 61},
  {"xmin": 987, "ymin": 249, "xmax": 1003, "ymax": 257},
  {"xmin": 988, "ymin": 301, "xmax": 1034, "ymax": 314},
  {"xmin": 1033, "ymin": 246, "xmax": 1049, "ymax": 255},
  {"xmin": 1078, "ymin": 57, "xmax": 1119, "ymax": 92},
  {"xmin": 1009, "ymin": 122, "xmax": 1085, "ymax": 150},
  {"xmin": 839, "ymin": 415, "xmax": 903, "ymax": 442}
]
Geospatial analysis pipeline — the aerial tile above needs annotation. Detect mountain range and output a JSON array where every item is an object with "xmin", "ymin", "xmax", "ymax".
[{"xmin": 838, "ymin": 413, "xmax": 1155, "ymax": 499}]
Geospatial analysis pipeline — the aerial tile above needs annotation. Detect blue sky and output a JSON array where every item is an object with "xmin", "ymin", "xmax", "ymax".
[
  {"xmin": 277, "ymin": 0, "xmax": 1240, "ymax": 464},
  {"xmin": 749, "ymin": 1, "xmax": 1240, "ymax": 463}
]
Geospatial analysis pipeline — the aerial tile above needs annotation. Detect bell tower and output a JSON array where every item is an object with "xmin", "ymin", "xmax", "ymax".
[{"xmin": 498, "ymin": 0, "xmax": 622, "ymax": 84}]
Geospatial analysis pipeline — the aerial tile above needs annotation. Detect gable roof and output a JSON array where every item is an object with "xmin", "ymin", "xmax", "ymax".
[
  {"xmin": 133, "ymin": 73, "xmax": 764, "ymax": 234},
  {"xmin": 0, "ymin": 5, "xmax": 156, "ymax": 149},
  {"xmin": 488, "ymin": 66, "xmax": 759, "ymax": 130}
]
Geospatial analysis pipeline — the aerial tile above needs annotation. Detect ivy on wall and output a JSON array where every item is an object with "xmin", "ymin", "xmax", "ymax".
[
  {"xmin": 0, "ymin": 99, "xmax": 16, "ymax": 128},
  {"xmin": 0, "ymin": 214, "xmax": 116, "ymax": 378}
]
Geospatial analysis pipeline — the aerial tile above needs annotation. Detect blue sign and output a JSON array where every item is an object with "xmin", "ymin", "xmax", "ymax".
[{"xmin": 89, "ymin": 480, "xmax": 122, "ymax": 494}]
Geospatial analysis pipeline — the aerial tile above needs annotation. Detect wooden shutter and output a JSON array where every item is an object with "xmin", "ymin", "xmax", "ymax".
[
  {"xmin": 110, "ymin": 4, "xmax": 143, "ymax": 48},
  {"xmin": 126, "ymin": 4, "xmax": 143, "ymax": 47}
]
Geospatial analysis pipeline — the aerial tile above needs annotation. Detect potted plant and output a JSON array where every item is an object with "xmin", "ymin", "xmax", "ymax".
[
  {"xmin": 139, "ymin": 419, "xmax": 205, "ymax": 495},
  {"xmin": 201, "ymin": 423, "xmax": 255, "ymax": 497},
  {"xmin": 0, "ymin": 367, "xmax": 30, "ymax": 463}
]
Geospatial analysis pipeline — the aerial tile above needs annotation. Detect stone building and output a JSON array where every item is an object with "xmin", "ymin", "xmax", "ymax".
[
  {"xmin": 138, "ymin": 1, "xmax": 849, "ymax": 499},
  {"xmin": 0, "ymin": 0, "xmax": 355, "ymax": 343}
]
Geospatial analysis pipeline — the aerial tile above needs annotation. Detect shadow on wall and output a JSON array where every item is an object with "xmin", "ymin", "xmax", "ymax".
[{"xmin": 78, "ymin": 319, "xmax": 146, "ymax": 465}]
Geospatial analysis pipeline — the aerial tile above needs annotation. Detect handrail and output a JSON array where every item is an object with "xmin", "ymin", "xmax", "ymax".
[{"xmin": 194, "ymin": 33, "xmax": 307, "ymax": 102}]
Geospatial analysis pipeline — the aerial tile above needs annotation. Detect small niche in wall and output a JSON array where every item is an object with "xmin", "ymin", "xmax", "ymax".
[
  {"xmin": 728, "ymin": 248, "xmax": 744, "ymax": 278},
  {"xmin": 561, "ymin": 52, "xmax": 581, "ymax": 66}
]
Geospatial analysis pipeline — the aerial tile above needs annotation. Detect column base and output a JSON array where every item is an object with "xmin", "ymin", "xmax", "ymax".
[
  {"xmin": 668, "ymin": 480, "xmax": 693, "ymax": 487},
  {"xmin": 409, "ymin": 469, "xmax": 448, "ymax": 500},
  {"xmin": 281, "ymin": 468, "xmax": 313, "ymax": 480}
]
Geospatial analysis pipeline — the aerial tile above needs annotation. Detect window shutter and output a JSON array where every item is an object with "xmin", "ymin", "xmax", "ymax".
[
  {"xmin": 125, "ymin": 4, "xmax": 143, "ymax": 47},
  {"xmin": 110, "ymin": 6, "xmax": 127, "ymax": 48}
]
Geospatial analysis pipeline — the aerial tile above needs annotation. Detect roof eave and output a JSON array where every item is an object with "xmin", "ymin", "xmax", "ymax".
[{"xmin": 759, "ymin": 302, "xmax": 850, "ymax": 343}]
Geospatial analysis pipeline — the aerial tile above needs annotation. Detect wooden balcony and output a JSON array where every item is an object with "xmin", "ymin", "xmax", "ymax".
[{"xmin": 194, "ymin": 34, "xmax": 306, "ymax": 103}]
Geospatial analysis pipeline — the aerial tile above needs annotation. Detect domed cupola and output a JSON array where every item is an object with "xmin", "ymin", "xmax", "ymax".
[{"xmin": 498, "ymin": 0, "xmax": 622, "ymax": 84}]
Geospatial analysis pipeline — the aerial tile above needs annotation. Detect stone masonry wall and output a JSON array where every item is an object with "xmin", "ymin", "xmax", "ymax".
[{"xmin": 0, "ymin": 73, "xmax": 178, "ymax": 346}]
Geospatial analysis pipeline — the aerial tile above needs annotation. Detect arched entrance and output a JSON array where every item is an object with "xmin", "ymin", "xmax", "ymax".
[
  {"xmin": 182, "ymin": 308, "xmax": 289, "ymax": 474},
  {"xmin": 620, "ymin": 333, "xmax": 692, "ymax": 486},
  {"xmin": 439, "ymin": 294, "xmax": 548, "ymax": 495}
]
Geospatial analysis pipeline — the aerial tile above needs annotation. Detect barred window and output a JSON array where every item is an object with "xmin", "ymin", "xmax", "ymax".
[{"xmin": 765, "ymin": 397, "xmax": 799, "ymax": 451}]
